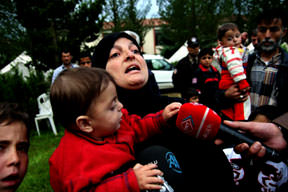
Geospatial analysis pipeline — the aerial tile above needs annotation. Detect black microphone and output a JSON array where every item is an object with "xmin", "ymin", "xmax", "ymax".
[
  {"xmin": 219, "ymin": 123, "xmax": 281, "ymax": 161},
  {"xmin": 176, "ymin": 103, "xmax": 282, "ymax": 162},
  {"xmin": 136, "ymin": 145, "xmax": 183, "ymax": 192}
]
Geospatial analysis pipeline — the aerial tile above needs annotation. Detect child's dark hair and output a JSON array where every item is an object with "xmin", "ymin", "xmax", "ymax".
[
  {"xmin": 182, "ymin": 88, "xmax": 200, "ymax": 102},
  {"xmin": 79, "ymin": 51, "xmax": 92, "ymax": 61},
  {"xmin": 0, "ymin": 102, "xmax": 29, "ymax": 135},
  {"xmin": 248, "ymin": 105, "xmax": 282, "ymax": 122},
  {"xmin": 198, "ymin": 47, "xmax": 213, "ymax": 60},
  {"xmin": 217, "ymin": 23, "xmax": 239, "ymax": 41},
  {"xmin": 50, "ymin": 67, "xmax": 116, "ymax": 128}
]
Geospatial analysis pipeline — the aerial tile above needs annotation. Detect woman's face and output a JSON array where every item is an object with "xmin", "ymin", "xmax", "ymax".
[{"xmin": 106, "ymin": 38, "xmax": 148, "ymax": 90}]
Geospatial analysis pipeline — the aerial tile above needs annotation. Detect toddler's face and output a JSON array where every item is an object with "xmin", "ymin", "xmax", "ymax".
[
  {"xmin": 200, "ymin": 54, "xmax": 213, "ymax": 68},
  {"xmin": 234, "ymin": 30, "xmax": 242, "ymax": 48},
  {"xmin": 88, "ymin": 81, "xmax": 123, "ymax": 138},
  {"xmin": 0, "ymin": 121, "xmax": 29, "ymax": 192},
  {"xmin": 221, "ymin": 29, "xmax": 240, "ymax": 47}
]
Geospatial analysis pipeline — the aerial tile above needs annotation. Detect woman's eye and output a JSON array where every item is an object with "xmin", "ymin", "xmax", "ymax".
[
  {"xmin": 132, "ymin": 49, "xmax": 140, "ymax": 54},
  {"xmin": 110, "ymin": 52, "xmax": 120, "ymax": 58}
]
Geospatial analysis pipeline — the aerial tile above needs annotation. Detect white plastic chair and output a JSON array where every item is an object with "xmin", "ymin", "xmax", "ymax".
[{"xmin": 34, "ymin": 93, "xmax": 57, "ymax": 136}]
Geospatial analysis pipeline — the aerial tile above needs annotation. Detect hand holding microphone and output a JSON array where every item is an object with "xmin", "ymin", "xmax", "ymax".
[{"xmin": 176, "ymin": 103, "xmax": 282, "ymax": 161}]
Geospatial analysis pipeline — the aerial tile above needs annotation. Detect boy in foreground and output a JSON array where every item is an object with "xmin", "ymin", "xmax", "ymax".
[
  {"xmin": 0, "ymin": 102, "xmax": 29, "ymax": 192},
  {"xmin": 49, "ymin": 67, "xmax": 182, "ymax": 192}
]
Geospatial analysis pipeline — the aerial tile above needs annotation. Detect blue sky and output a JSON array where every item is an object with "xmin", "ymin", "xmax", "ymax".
[{"xmin": 137, "ymin": 0, "xmax": 159, "ymax": 18}]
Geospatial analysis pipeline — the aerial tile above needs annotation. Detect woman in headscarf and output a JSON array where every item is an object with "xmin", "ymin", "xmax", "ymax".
[{"xmin": 92, "ymin": 32, "xmax": 233, "ymax": 191}]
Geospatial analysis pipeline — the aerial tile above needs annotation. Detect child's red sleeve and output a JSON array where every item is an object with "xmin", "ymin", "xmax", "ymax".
[{"xmin": 238, "ymin": 79, "xmax": 250, "ymax": 90}]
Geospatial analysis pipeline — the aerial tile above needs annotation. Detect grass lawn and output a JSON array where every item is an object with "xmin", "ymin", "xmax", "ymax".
[{"xmin": 17, "ymin": 125, "xmax": 64, "ymax": 192}]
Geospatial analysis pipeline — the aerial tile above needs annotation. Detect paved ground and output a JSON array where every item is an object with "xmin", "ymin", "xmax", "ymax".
[{"xmin": 161, "ymin": 92, "xmax": 181, "ymax": 98}]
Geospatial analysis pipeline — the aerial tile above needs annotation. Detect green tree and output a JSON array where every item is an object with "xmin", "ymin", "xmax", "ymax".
[
  {"xmin": 14, "ymin": 0, "xmax": 105, "ymax": 70},
  {"xmin": 0, "ymin": 0, "xmax": 26, "ymax": 69},
  {"xmin": 103, "ymin": 0, "xmax": 151, "ymax": 45}
]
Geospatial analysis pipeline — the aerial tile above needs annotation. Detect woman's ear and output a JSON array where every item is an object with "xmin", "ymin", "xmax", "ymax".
[{"xmin": 76, "ymin": 116, "xmax": 93, "ymax": 133}]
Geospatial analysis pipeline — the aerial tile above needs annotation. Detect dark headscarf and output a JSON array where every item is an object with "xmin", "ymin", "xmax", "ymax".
[{"xmin": 92, "ymin": 32, "xmax": 141, "ymax": 69}]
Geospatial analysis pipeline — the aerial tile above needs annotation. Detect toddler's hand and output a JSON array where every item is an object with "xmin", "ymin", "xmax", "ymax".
[
  {"xmin": 133, "ymin": 163, "xmax": 164, "ymax": 190},
  {"xmin": 163, "ymin": 102, "xmax": 182, "ymax": 121}
]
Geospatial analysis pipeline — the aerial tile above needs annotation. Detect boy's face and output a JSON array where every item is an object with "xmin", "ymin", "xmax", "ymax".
[
  {"xmin": 88, "ymin": 82, "xmax": 123, "ymax": 138},
  {"xmin": 79, "ymin": 57, "xmax": 92, "ymax": 68},
  {"xmin": 0, "ymin": 121, "xmax": 29, "ymax": 192},
  {"xmin": 200, "ymin": 53, "xmax": 213, "ymax": 68},
  {"xmin": 189, "ymin": 96, "xmax": 199, "ymax": 103},
  {"xmin": 220, "ymin": 29, "xmax": 240, "ymax": 47}
]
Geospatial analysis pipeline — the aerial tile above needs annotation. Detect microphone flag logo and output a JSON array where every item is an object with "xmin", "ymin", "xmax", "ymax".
[
  {"xmin": 165, "ymin": 152, "xmax": 182, "ymax": 174},
  {"xmin": 181, "ymin": 115, "xmax": 194, "ymax": 134}
]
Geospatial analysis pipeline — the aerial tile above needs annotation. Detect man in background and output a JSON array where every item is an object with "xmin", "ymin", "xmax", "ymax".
[
  {"xmin": 51, "ymin": 49, "xmax": 78, "ymax": 84},
  {"xmin": 172, "ymin": 37, "xmax": 200, "ymax": 98}
]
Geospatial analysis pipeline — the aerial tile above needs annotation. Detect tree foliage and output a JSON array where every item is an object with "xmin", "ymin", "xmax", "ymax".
[
  {"xmin": 103, "ymin": 0, "xmax": 151, "ymax": 46},
  {"xmin": 13, "ymin": 0, "xmax": 105, "ymax": 70},
  {"xmin": 0, "ymin": 0, "xmax": 26, "ymax": 69}
]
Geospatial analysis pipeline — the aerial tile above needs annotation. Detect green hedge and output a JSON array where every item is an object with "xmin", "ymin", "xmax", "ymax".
[{"xmin": 0, "ymin": 66, "xmax": 52, "ymax": 135}]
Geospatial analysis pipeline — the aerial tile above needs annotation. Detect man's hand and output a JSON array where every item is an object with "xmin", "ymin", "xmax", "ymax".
[{"xmin": 216, "ymin": 120, "xmax": 287, "ymax": 159}]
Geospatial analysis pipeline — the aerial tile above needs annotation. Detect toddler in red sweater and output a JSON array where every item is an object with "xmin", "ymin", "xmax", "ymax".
[{"xmin": 49, "ymin": 67, "xmax": 182, "ymax": 192}]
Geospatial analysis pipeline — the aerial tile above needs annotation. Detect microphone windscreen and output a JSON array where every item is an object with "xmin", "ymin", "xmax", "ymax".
[{"xmin": 176, "ymin": 103, "xmax": 221, "ymax": 140}]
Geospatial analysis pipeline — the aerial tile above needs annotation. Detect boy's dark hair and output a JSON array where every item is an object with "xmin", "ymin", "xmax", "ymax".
[
  {"xmin": 50, "ymin": 67, "xmax": 116, "ymax": 128},
  {"xmin": 248, "ymin": 105, "xmax": 282, "ymax": 122},
  {"xmin": 0, "ymin": 102, "xmax": 29, "ymax": 135},
  {"xmin": 217, "ymin": 23, "xmax": 239, "ymax": 41},
  {"xmin": 182, "ymin": 88, "xmax": 200, "ymax": 101},
  {"xmin": 198, "ymin": 48, "xmax": 213, "ymax": 60},
  {"xmin": 256, "ymin": 8, "xmax": 287, "ymax": 28},
  {"xmin": 79, "ymin": 51, "xmax": 92, "ymax": 61}
]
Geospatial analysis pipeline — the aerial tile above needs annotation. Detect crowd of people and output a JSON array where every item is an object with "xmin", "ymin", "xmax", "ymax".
[
  {"xmin": 1, "ymin": 7, "xmax": 288, "ymax": 192},
  {"xmin": 172, "ymin": 7, "xmax": 288, "ymax": 191}
]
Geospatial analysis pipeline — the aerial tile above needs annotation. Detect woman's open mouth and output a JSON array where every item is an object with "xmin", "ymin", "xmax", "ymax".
[{"xmin": 125, "ymin": 65, "xmax": 140, "ymax": 73}]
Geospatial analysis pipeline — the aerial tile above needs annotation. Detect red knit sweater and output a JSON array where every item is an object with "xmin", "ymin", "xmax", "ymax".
[{"xmin": 49, "ymin": 108, "xmax": 166, "ymax": 192}]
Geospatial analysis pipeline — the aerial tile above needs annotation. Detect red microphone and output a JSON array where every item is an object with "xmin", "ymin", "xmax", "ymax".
[
  {"xmin": 176, "ymin": 103, "xmax": 221, "ymax": 140},
  {"xmin": 176, "ymin": 103, "xmax": 281, "ymax": 161}
]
